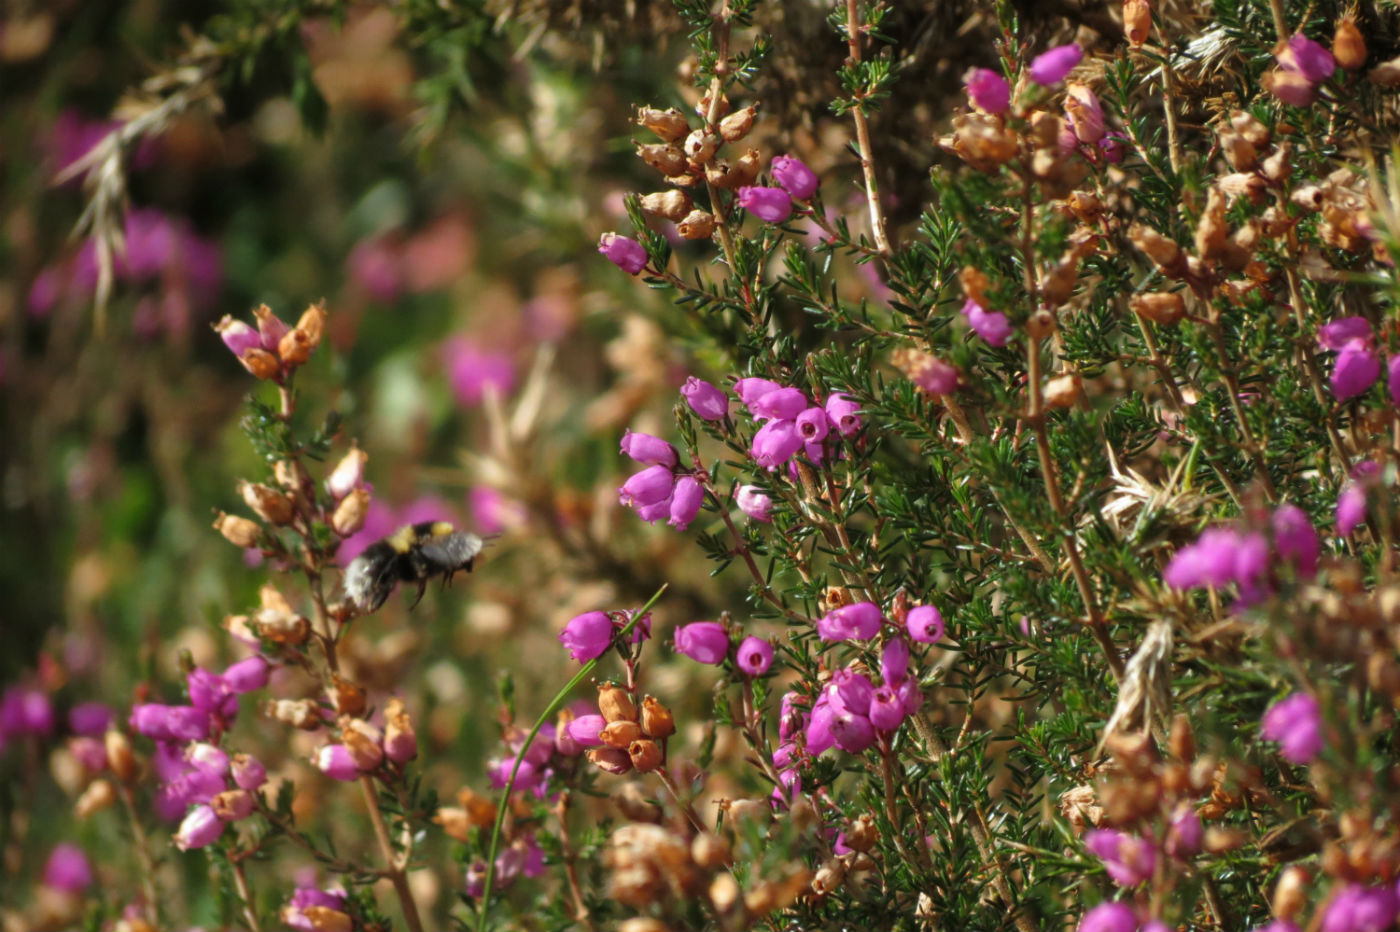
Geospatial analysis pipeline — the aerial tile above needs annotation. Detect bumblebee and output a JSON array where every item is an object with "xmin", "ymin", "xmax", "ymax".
[{"xmin": 343, "ymin": 522, "xmax": 483, "ymax": 613}]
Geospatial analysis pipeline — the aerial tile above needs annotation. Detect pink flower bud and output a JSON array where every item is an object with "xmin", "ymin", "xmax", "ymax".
[
  {"xmin": 315, "ymin": 744, "xmax": 359, "ymax": 781},
  {"xmin": 806, "ymin": 697, "xmax": 836, "ymax": 755},
  {"xmin": 681, "ymin": 376, "xmax": 729, "ymax": 421},
  {"xmin": 831, "ymin": 710, "xmax": 876, "ymax": 752},
  {"xmin": 832, "ymin": 670, "xmax": 874, "ymax": 715},
  {"xmin": 1029, "ymin": 43, "xmax": 1082, "ymax": 85},
  {"xmin": 187, "ymin": 743, "xmax": 230, "ymax": 776},
  {"xmin": 1100, "ymin": 132, "xmax": 1127, "ymax": 163},
  {"xmin": 68, "ymin": 702, "xmax": 113, "ymax": 737},
  {"xmin": 1261, "ymin": 692, "xmax": 1324, "ymax": 763},
  {"xmin": 174, "ymin": 804, "xmax": 225, "ymax": 850},
  {"xmin": 738, "ymin": 186, "xmax": 793, "ymax": 224},
  {"xmin": 1319, "ymin": 884, "xmax": 1398, "ymax": 932},
  {"xmin": 1064, "ymin": 83, "xmax": 1106, "ymax": 144},
  {"xmin": 897, "ymin": 678, "xmax": 924, "ymax": 714},
  {"xmin": 1283, "ymin": 33, "xmax": 1337, "ymax": 82},
  {"xmin": 1338, "ymin": 482, "xmax": 1368, "ymax": 536},
  {"xmin": 558, "ymin": 611, "xmax": 613, "ymax": 663},
  {"xmin": 1317, "ymin": 315, "xmax": 1373, "ymax": 350},
  {"xmin": 42, "ymin": 843, "xmax": 93, "ymax": 892},
  {"xmin": 620, "ymin": 429, "xmax": 678, "ymax": 468},
  {"xmin": 964, "ymin": 67, "xmax": 1010, "ymax": 114},
  {"xmin": 1085, "ymin": 829, "xmax": 1156, "ymax": 886},
  {"xmin": 674, "ymin": 621, "xmax": 729, "ymax": 664},
  {"xmin": 566, "ymin": 713, "xmax": 606, "ymax": 747},
  {"xmin": 751, "ymin": 418, "xmax": 804, "ymax": 469},
  {"xmin": 816, "ymin": 602, "xmax": 884, "ymax": 641},
  {"xmin": 618, "ymin": 464, "xmax": 677, "ymax": 508},
  {"xmin": 907, "ymin": 605, "xmax": 944, "ymax": 643},
  {"xmin": 634, "ymin": 497, "xmax": 672, "ymax": 523},
  {"xmin": 1079, "ymin": 903, "xmax": 1139, "ymax": 932},
  {"xmin": 962, "ymin": 299, "xmax": 1013, "ymax": 346},
  {"xmin": 735, "ymin": 377, "xmax": 783, "ymax": 404},
  {"xmin": 1331, "ymin": 338, "xmax": 1380, "ymax": 399},
  {"xmin": 70, "ymin": 736, "xmax": 107, "ymax": 772},
  {"xmin": 212, "ymin": 789, "xmax": 256, "ymax": 821},
  {"xmin": 668, "ymin": 476, "xmax": 704, "ymax": 530},
  {"xmin": 770, "ymin": 155, "xmax": 819, "ymax": 200},
  {"xmin": 253, "ymin": 305, "xmax": 289, "ymax": 353},
  {"xmin": 794, "ymin": 406, "xmax": 830, "ymax": 442},
  {"xmin": 231, "ymin": 753, "xmax": 267, "ymax": 790},
  {"xmin": 215, "ymin": 315, "xmax": 261, "ymax": 357},
  {"xmin": 1271, "ymin": 504, "xmax": 1318, "ymax": 579},
  {"xmin": 869, "ymin": 686, "xmax": 906, "ymax": 731},
  {"xmin": 824, "ymin": 392, "xmax": 862, "ymax": 438},
  {"xmin": 129, "ymin": 704, "xmax": 212, "ymax": 743},
  {"xmin": 325, "ymin": 446, "xmax": 368, "ymax": 500},
  {"xmin": 223, "ymin": 656, "xmax": 270, "ymax": 694},
  {"xmin": 735, "ymin": 485, "xmax": 773, "ymax": 522},
  {"xmin": 736, "ymin": 636, "xmax": 773, "ymax": 676},
  {"xmin": 1165, "ymin": 802, "xmax": 1202, "ymax": 858},
  {"xmin": 749, "ymin": 386, "xmax": 808, "ymax": 420},
  {"xmin": 881, "ymin": 638, "xmax": 910, "ymax": 684},
  {"xmin": 598, "ymin": 232, "xmax": 648, "ymax": 275}
]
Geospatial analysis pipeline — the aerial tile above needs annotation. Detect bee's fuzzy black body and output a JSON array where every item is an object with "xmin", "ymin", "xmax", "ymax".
[{"xmin": 343, "ymin": 521, "xmax": 483, "ymax": 612}]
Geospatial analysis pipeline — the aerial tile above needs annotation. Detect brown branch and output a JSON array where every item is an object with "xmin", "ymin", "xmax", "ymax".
[
  {"xmin": 842, "ymin": 0, "xmax": 892, "ymax": 257},
  {"xmin": 359, "ymin": 775, "xmax": 425, "ymax": 932}
]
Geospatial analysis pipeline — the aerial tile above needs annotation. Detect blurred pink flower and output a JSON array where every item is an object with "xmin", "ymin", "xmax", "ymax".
[{"xmin": 443, "ymin": 337, "xmax": 516, "ymax": 406}]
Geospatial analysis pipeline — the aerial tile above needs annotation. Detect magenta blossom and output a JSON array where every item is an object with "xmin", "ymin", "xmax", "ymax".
[
  {"xmin": 816, "ymin": 602, "xmax": 884, "ymax": 641},
  {"xmin": 1337, "ymin": 477, "xmax": 1370, "ymax": 537},
  {"xmin": 1261, "ymin": 692, "xmax": 1324, "ymax": 763},
  {"xmin": 674, "ymin": 621, "xmax": 729, "ymax": 665},
  {"xmin": 735, "ymin": 377, "xmax": 783, "ymax": 405},
  {"xmin": 668, "ymin": 476, "xmax": 704, "ymax": 530},
  {"xmin": 1085, "ymin": 829, "xmax": 1156, "ymax": 886},
  {"xmin": 907, "ymin": 605, "xmax": 945, "ymax": 644},
  {"xmin": 681, "ymin": 376, "xmax": 729, "ymax": 421},
  {"xmin": 620, "ymin": 429, "xmax": 678, "ymax": 468},
  {"xmin": 559, "ymin": 611, "xmax": 614, "ymax": 662},
  {"xmin": 770, "ymin": 155, "xmax": 819, "ymax": 201},
  {"xmin": 749, "ymin": 387, "xmax": 808, "ymax": 421},
  {"xmin": 1162, "ymin": 527, "xmax": 1268, "ymax": 598},
  {"xmin": 1271, "ymin": 504, "xmax": 1319, "ymax": 578},
  {"xmin": 174, "ymin": 805, "xmax": 225, "ymax": 850},
  {"xmin": 1388, "ymin": 355, "xmax": 1400, "ymax": 405},
  {"xmin": 1331, "ymin": 338, "xmax": 1380, "ymax": 399},
  {"xmin": 736, "ymin": 636, "xmax": 774, "ymax": 676},
  {"xmin": 868, "ymin": 686, "xmax": 906, "ymax": 731},
  {"xmin": 618, "ymin": 464, "xmax": 677, "ymax": 508},
  {"xmin": 1320, "ymin": 884, "xmax": 1399, "ymax": 932},
  {"xmin": 565, "ymin": 714, "xmax": 606, "ymax": 747},
  {"xmin": 598, "ymin": 233, "xmax": 648, "ymax": 274},
  {"xmin": 1078, "ymin": 902, "xmax": 1138, "ymax": 932},
  {"xmin": 42, "ymin": 843, "xmax": 94, "ymax": 892},
  {"xmin": 824, "ymin": 393, "xmax": 862, "ymax": 438},
  {"xmin": 1030, "ymin": 43, "xmax": 1083, "ymax": 85},
  {"xmin": 964, "ymin": 67, "xmax": 1010, "ymax": 114},
  {"xmin": 751, "ymin": 418, "xmax": 804, "ymax": 469},
  {"xmin": 1317, "ymin": 315, "xmax": 1373, "ymax": 350},
  {"xmin": 1282, "ymin": 33, "xmax": 1337, "ymax": 83},
  {"xmin": 1064, "ymin": 83, "xmax": 1105, "ymax": 144},
  {"xmin": 315, "ymin": 745, "xmax": 359, "ymax": 781},
  {"xmin": 444, "ymin": 338, "xmax": 516, "ymax": 406},
  {"xmin": 284, "ymin": 886, "xmax": 350, "ymax": 932},
  {"xmin": 68, "ymin": 702, "xmax": 114, "ymax": 736},
  {"xmin": 738, "ymin": 186, "xmax": 793, "ymax": 224},
  {"xmin": 962, "ymin": 299, "xmax": 1013, "ymax": 346},
  {"xmin": 735, "ymin": 484, "xmax": 773, "ymax": 522}
]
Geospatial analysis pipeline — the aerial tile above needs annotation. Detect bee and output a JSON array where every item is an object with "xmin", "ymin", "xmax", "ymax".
[{"xmin": 343, "ymin": 522, "xmax": 483, "ymax": 613}]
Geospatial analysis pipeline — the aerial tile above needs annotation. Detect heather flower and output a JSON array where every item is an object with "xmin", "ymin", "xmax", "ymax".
[
  {"xmin": 736, "ymin": 636, "xmax": 773, "ymax": 676},
  {"xmin": 751, "ymin": 418, "xmax": 804, "ymax": 469},
  {"xmin": 1030, "ymin": 43, "xmax": 1083, "ymax": 85},
  {"xmin": 1337, "ymin": 482, "xmax": 1368, "ymax": 536},
  {"xmin": 620, "ymin": 429, "xmax": 678, "ymax": 468},
  {"xmin": 1078, "ymin": 902, "xmax": 1138, "ymax": 932},
  {"xmin": 1165, "ymin": 802, "xmax": 1202, "ymax": 857},
  {"xmin": 869, "ymin": 687, "xmax": 906, "ymax": 731},
  {"xmin": 816, "ymin": 602, "xmax": 884, "ymax": 641},
  {"xmin": 1064, "ymin": 83, "xmax": 1106, "ymax": 144},
  {"xmin": 558, "ymin": 611, "xmax": 614, "ymax": 662},
  {"xmin": 668, "ymin": 476, "xmax": 704, "ymax": 530},
  {"xmin": 68, "ymin": 702, "xmax": 113, "ymax": 736},
  {"xmin": 315, "ymin": 744, "xmax": 359, "ymax": 781},
  {"xmin": 735, "ymin": 485, "xmax": 773, "ymax": 522},
  {"xmin": 681, "ymin": 376, "xmax": 729, "ymax": 421},
  {"xmin": 832, "ymin": 670, "xmax": 874, "ymax": 714},
  {"xmin": 1317, "ymin": 315, "xmax": 1373, "ymax": 350},
  {"xmin": 805, "ymin": 697, "xmax": 836, "ymax": 755},
  {"xmin": 1320, "ymin": 884, "xmax": 1399, "ymax": 932},
  {"xmin": 43, "ymin": 843, "xmax": 93, "ymax": 892},
  {"xmin": 1100, "ymin": 132, "xmax": 1127, "ymax": 164},
  {"xmin": 0, "ymin": 686, "xmax": 55, "ymax": 736},
  {"xmin": 881, "ymin": 638, "xmax": 910, "ymax": 684},
  {"xmin": 824, "ymin": 392, "xmax": 862, "ymax": 438},
  {"xmin": 129, "ymin": 704, "xmax": 211, "ymax": 743},
  {"xmin": 735, "ymin": 377, "xmax": 783, "ymax": 405},
  {"xmin": 674, "ymin": 621, "xmax": 729, "ymax": 665},
  {"xmin": 444, "ymin": 337, "xmax": 516, "ymax": 406},
  {"xmin": 1331, "ymin": 339, "xmax": 1380, "ymax": 399},
  {"xmin": 907, "ymin": 604, "xmax": 945, "ymax": 643},
  {"xmin": 174, "ymin": 804, "xmax": 225, "ymax": 850},
  {"xmin": 792, "ymin": 406, "xmax": 830, "ymax": 444},
  {"xmin": 635, "ymin": 497, "xmax": 672, "ymax": 523},
  {"xmin": 187, "ymin": 743, "xmax": 231, "ymax": 776},
  {"xmin": 283, "ymin": 886, "xmax": 351, "ymax": 932},
  {"xmin": 231, "ymin": 754, "xmax": 267, "ymax": 791},
  {"xmin": 1271, "ymin": 504, "xmax": 1319, "ymax": 578},
  {"xmin": 1282, "ymin": 33, "xmax": 1337, "ymax": 82},
  {"xmin": 1085, "ymin": 829, "xmax": 1156, "ymax": 886},
  {"xmin": 749, "ymin": 386, "xmax": 808, "ymax": 420},
  {"xmin": 70, "ymin": 737, "xmax": 107, "ymax": 771},
  {"xmin": 770, "ymin": 155, "xmax": 819, "ymax": 200},
  {"xmin": 1389, "ymin": 355, "xmax": 1400, "ymax": 404},
  {"xmin": 1162, "ymin": 527, "xmax": 1268, "ymax": 598},
  {"xmin": 962, "ymin": 298, "xmax": 1013, "ymax": 346},
  {"xmin": 598, "ymin": 232, "xmax": 648, "ymax": 274},
  {"xmin": 326, "ymin": 447, "xmax": 368, "ymax": 500},
  {"xmin": 1261, "ymin": 692, "xmax": 1324, "ymax": 763},
  {"xmin": 831, "ymin": 709, "xmax": 876, "ymax": 752},
  {"xmin": 896, "ymin": 678, "xmax": 924, "ymax": 714},
  {"xmin": 964, "ymin": 67, "xmax": 1010, "ymax": 114},
  {"xmin": 216, "ymin": 316, "xmax": 262, "ymax": 358},
  {"xmin": 566, "ymin": 714, "xmax": 606, "ymax": 747},
  {"xmin": 223, "ymin": 656, "xmax": 270, "ymax": 694},
  {"xmin": 618, "ymin": 464, "xmax": 677, "ymax": 508},
  {"xmin": 1266, "ymin": 68, "xmax": 1317, "ymax": 107},
  {"xmin": 348, "ymin": 235, "xmax": 402, "ymax": 303},
  {"xmin": 738, "ymin": 186, "xmax": 793, "ymax": 224}
]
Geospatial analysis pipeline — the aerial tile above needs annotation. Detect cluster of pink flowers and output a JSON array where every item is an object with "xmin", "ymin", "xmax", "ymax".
[
  {"xmin": 1317, "ymin": 316, "xmax": 1400, "ymax": 401},
  {"xmin": 0, "ymin": 683, "xmax": 56, "ymax": 750},
  {"xmin": 1162, "ymin": 503, "xmax": 1319, "ymax": 604},
  {"xmin": 465, "ymin": 833, "xmax": 545, "ymax": 898},
  {"xmin": 1318, "ymin": 883, "xmax": 1399, "ymax": 932},
  {"xmin": 616, "ymin": 429, "xmax": 703, "ymax": 529},
  {"xmin": 726, "ymin": 377, "xmax": 863, "ymax": 470},
  {"xmin": 802, "ymin": 637, "xmax": 925, "ymax": 757},
  {"xmin": 312, "ymin": 704, "xmax": 419, "ymax": 784},
  {"xmin": 672, "ymin": 621, "xmax": 774, "ymax": 676},
  {"xmin": 487, "ymin": 723, "xmax": 567, "ymax": 799},
  {"xmin": 1078, "ymin": 902, "xmax": 1171, "ymax": 932},
  {"xmin": 557, "ymin": 608, "xmax": 651, "ymax": 663},
  {"xmin": 1268, "ymin": 33, "xmax": 1338, "ymax": 107},
  {"xmin": 737, "ymin": 155, "xmax": 819, "ymax": 225}
]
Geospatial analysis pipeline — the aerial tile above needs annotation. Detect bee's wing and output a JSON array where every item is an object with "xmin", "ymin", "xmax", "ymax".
[{"xmin": 420, "ymin": 532, "xmax": 483, "ymax": 571}]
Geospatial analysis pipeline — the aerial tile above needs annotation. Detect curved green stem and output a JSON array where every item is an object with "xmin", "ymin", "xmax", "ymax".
[{"xmin": 476, "ymin": 584, "xmax": 668, "ymax": 932}]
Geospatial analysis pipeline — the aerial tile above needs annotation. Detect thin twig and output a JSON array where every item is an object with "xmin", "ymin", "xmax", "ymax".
[
  {"xmin": 842, "ymin": 0, "xmax": 892, "ymax": 257},
  {"xmin": 230, "ymin": 858, "xmax": 263, "ymax": 932},
  {"xmin": 117, "ymin": 781, "xmax": 160, "ymax": 927},
  {"xmin": 554, "ymin": 792, "xmax": 596, "ymax": 931},
  {"xmin": 359, "ymin": 775, "xmax": 425, "ymax": 932}
]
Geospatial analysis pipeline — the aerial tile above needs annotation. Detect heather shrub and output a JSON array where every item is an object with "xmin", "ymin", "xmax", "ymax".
[{"xmin": 6, "ymin": 1, "xmax": 1400, "ymax": 931}]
